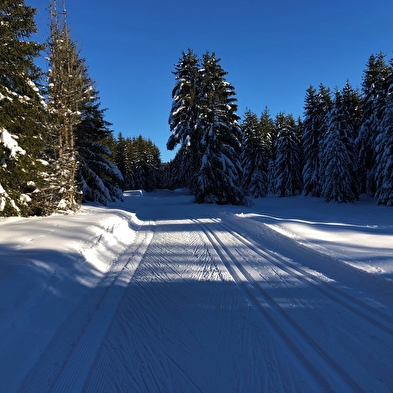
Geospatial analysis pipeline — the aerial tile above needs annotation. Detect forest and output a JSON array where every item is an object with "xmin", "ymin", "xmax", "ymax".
[{"xmin": 1, "ymin": 0, "xmax": 393, "ymax": 217}]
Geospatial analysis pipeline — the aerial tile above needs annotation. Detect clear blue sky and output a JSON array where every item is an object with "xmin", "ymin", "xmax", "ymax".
[{"xmin": 31, "ymin": 0, "xmax": 393, "ymax": 162}]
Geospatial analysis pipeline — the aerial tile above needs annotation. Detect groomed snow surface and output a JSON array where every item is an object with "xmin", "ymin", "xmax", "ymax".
[{"xmin": 0, "ymin": 190, "xmax": 392, "ymax": 392}]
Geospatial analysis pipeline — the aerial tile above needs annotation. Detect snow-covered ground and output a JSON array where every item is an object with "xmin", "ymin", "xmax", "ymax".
[{"xmin": 0, "ymin": 190, "xmax": 392, "ymax": 392}]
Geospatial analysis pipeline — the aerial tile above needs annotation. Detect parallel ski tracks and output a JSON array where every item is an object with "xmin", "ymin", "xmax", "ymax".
[
  {"xmin": 18, "ymin": 221, "xmax": 154, "ymax": 393},
  {"xmin": 194, "ymin": 217, "xmax": 393, "ymax": 393},
  {"xmin": 219, "ymin": 218, "xmax": 393, "ymax": 335}
]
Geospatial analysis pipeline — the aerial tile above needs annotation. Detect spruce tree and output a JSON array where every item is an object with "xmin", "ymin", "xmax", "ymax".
[
  {"xmin": 45, "ymin": 0, "xmax": 88, "ymax": 212},
  {"xmin": 131, "ymin": 135, "xmax": 161, "ymax": 191},
  {"xmin": 241, "ymin": 110, "xmax": 269, "ymax": 198},
  {"xmin": 75, "ymin": 85, "xmax": 124, "ymax": 204},
  {"xmin": 167, "ymin": 49, "xmax": 200, "ymax": 190},
  {"xmin": 194, "ymin": 52, "xmax": 244, "ymax": 204},
  {"xmin": 114, "ymin": 132, "xmax": 134, "ymax": 189},
  {"xmin": 273, "ymin": 113, "xmax": 303, "ymax": 197},
  {"xmin": 320, "ymin": 90, "xmax": 359, "ymax": 203},
  {"xmin": 302, "ymin": 86, "xmax": 321, "ymax": 197},
  {"xmin": 356, "ymin": 53, "xmax": 391, "ymax": 195},
  {"xmin": 0, "ymin": 0, "xmax": 47, "ymax": 216},
  {"xmin": 375, "ymin": 71, "xmax": 393, "ymax": 205}
]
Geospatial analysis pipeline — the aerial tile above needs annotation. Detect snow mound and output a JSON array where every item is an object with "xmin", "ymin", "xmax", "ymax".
[{"xmin": 124, "ymin": 189, "xmax": 146, "ymax": 197}]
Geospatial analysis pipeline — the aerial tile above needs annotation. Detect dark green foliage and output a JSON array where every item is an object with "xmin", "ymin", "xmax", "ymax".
[
  {"xmin": 320, "ymin": 90, "xmax": 359, "ymax": 203},
  {"xmin": 356, "ymin": 53, "xmax": 391, "ymax": 196},
  {"xmin": 241, "ymin": 110, "xmax": 270, "ymax": 198},
  {"xmin": 45, "ymin": 0, "xmax": 89, "ymax": 212},
  {"xmin": 75, "ymin": 87, "xmax": 123, "ymax": 204},
  {"xmin": 302, "ymin": 84, "xmax": 332, "ymax": 197},
  {"xmin": 273, "ymin": 113, "xmax": 303, "ymax": 197},
  {"xmin": 375, "ymin": 63, "xmax": 393, "ymax": 205},
  {"xmin": 0, "ymin": 0, "xmax": 47, "ymax": 216},
  {"xmin": 168, "ymin": 51, "xmax": 244, "ymax": 204},
  {"xmin": 112, "ymin": 134, "xmax": 161, "ymax": 192}
]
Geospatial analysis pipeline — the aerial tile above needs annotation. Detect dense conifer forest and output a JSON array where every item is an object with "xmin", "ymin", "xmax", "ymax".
[{"xmin": 1, "ymin": 0, "xmax": 393, "ymax": 217}]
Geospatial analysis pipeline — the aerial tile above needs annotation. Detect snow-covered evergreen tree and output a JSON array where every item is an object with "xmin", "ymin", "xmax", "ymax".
[
  {"xmin": 273, "ymin": 113, "xmax": 303, "ymax": 197},
  {"xmin": 0, "ymin": 0, "xmax": 47, "ymax": 216},
  {"xmin": 130, "ymin": 135, "xmax": 161, "ymax": 191},
  {"xmin": 167, "ymin": 49, "xmax": 200, "ymax": 190},
  {"xmin": 356, "ymin": 53, "xmax": 391, "ymax": 196},
  {"xmin": 75, "ymin": 86, "xmax": 123, "ymax": 205},
  {"xmin": 167, "ymin": 51, "xmax": 244, "ymax": 204},
  {"xmin": 241, "ymin": 110, "xmax": 269, "ymax": 198},
  {"xmin": 114, "ymin": 133, "xmax": 134, "ymax": 189},
  {"xmin": 194, "ymin": 52, "xmax": 244, "ymax": 205},
  {"xmin": 375, "ymin": 79, "xmax": 393, "ymax": 205},
  {"xmin": 45, "ymin": 0, "xmax": 89, "ymax": 213},
  {"xmin": 320, "ymin": 90, "xmax": 359, "ymax": 203},
  {"xmin": 302, "ymin": 85, "xmax": 331, "ymax": 197}
]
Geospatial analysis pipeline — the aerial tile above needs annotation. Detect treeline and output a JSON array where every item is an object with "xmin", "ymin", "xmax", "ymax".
[
  {"xmin": 2, "ymin": 2, "xmax": 393, "ymax": 217},
  {"xmin": 108, "ymin": 134, "xmax": 162, "ymax": 192},
  {"xmin": 0, "ymin": 0, "xmax": 160, "ymax": 217},
  {"xmin": 164, "ymin": 50, "xmax": 393, "ymax": 206}
]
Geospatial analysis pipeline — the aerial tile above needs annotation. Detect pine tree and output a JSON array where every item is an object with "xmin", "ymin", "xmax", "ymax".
[
  {"xmin": 194, "ymin": 52, "xmax": 244, "ymax": 204},
  {"xmin": 320, "ymin": 90, "xmax": 359, "ymax": 203},
  {"xmin": 0, "ymin": 0, "xmax": 47, "ymax": 216},
  {"xmin": 167, "ymin": 49, "xmax": 200, "ymax": 189},
  {"xmin": 356, "ymin": 53, "xmax": 391, "ymax": 195},
  {"xmin": 75, "ymin": 85, "xmax": 123, "ymax": 205},
  {"xmin": 113, "ymin": 132, "xmax": 134, "ymax": 189},
  {"xmin": 341, "ymin": 80, "xmax": 362, "ymax": 138},
  {"xmin": 273, "ymin": 113, "xmax": 303, "ymax": 197},
  {"xmin": 375, "ymin": 69, "xmax": 393, "ymax": 205},
  {"xmin": 301, "ymin": 84, "xmax": 332, "ymax": 198},
  {"xmin": 131, "ymin": 135, "xmax": 161, "ymax": 191},
  {"xmin": 241, "ymin": 110, "xmax": 269, "ymax": 198},
  {"xmin": 45, "ymin": 0, "xmax": 88, "ymax": 212}
]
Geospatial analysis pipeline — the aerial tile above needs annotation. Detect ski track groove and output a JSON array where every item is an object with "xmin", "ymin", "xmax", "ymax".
[
  {"xmin": 212, "ymin": 216, "xmax": 393, "ymax": 391},
  {"xmin": 219, "ymin": 218, "xmax": 393, "ymax": 335},
  {"xmin": 194, "ymin": 218, "xmax": 368, "ymax": 393},
  {"xmin": 17, "ymin": 222, "xmax": 154, "ymax": 393},
  {"xmin": 220, "ymin": 217, "xmax": 393, "ymax": 391}
]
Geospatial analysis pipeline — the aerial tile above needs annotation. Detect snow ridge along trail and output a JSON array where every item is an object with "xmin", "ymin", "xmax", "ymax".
[{"xmin": 17, "ymin": 219, "xmax": 154, "ymax": 393}]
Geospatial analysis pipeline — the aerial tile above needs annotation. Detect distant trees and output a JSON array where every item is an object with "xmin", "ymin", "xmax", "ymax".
[{"xmin": 112, "ymin": 134, "xmax": 161, "ymax": 192}]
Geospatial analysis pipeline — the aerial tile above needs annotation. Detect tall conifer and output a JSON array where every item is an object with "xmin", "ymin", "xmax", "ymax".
[
  {"xmin": 273, "ymin": 113, "xmax": 303, "ymax": 197},
  {"xmin": 241, "ymin": 110, "xmax": 269, "ymax": 198},
  {"xmin": 0, "ymin": 0, "xmax": 47, "ymax": 216},
  {"xmin": 195, "ymin": 52, "xmax": 244, "ymax": 204},
  {"xmin": 320, "ymin": 90, "xmax": 358, "ymax": 203},
  {"xmin": 45, "ymin": 0, "xmax": 88, "ymax": 212},
  {"xmin": 357, "ymin": 53, "xmax": 391, "ymax": 195}
]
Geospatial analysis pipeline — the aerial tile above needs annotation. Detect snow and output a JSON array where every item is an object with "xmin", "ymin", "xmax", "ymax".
[
  {"xmin": 0, "ymin": 127, "xmax": 26, "ymax": 158},
  {"xmin": 0, "ymin": 191, "xmax": 392, "ymax": 392}
]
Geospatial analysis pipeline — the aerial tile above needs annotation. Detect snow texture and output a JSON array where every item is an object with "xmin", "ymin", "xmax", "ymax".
[{"xmin": 0, "ymin": 190, "xmax": 392, "ymax": 392}]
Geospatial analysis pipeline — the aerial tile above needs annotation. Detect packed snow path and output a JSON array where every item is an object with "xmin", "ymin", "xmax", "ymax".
[{"xmin": 1, "ymin": 190, "xmax": 393, "ymax": 392}]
